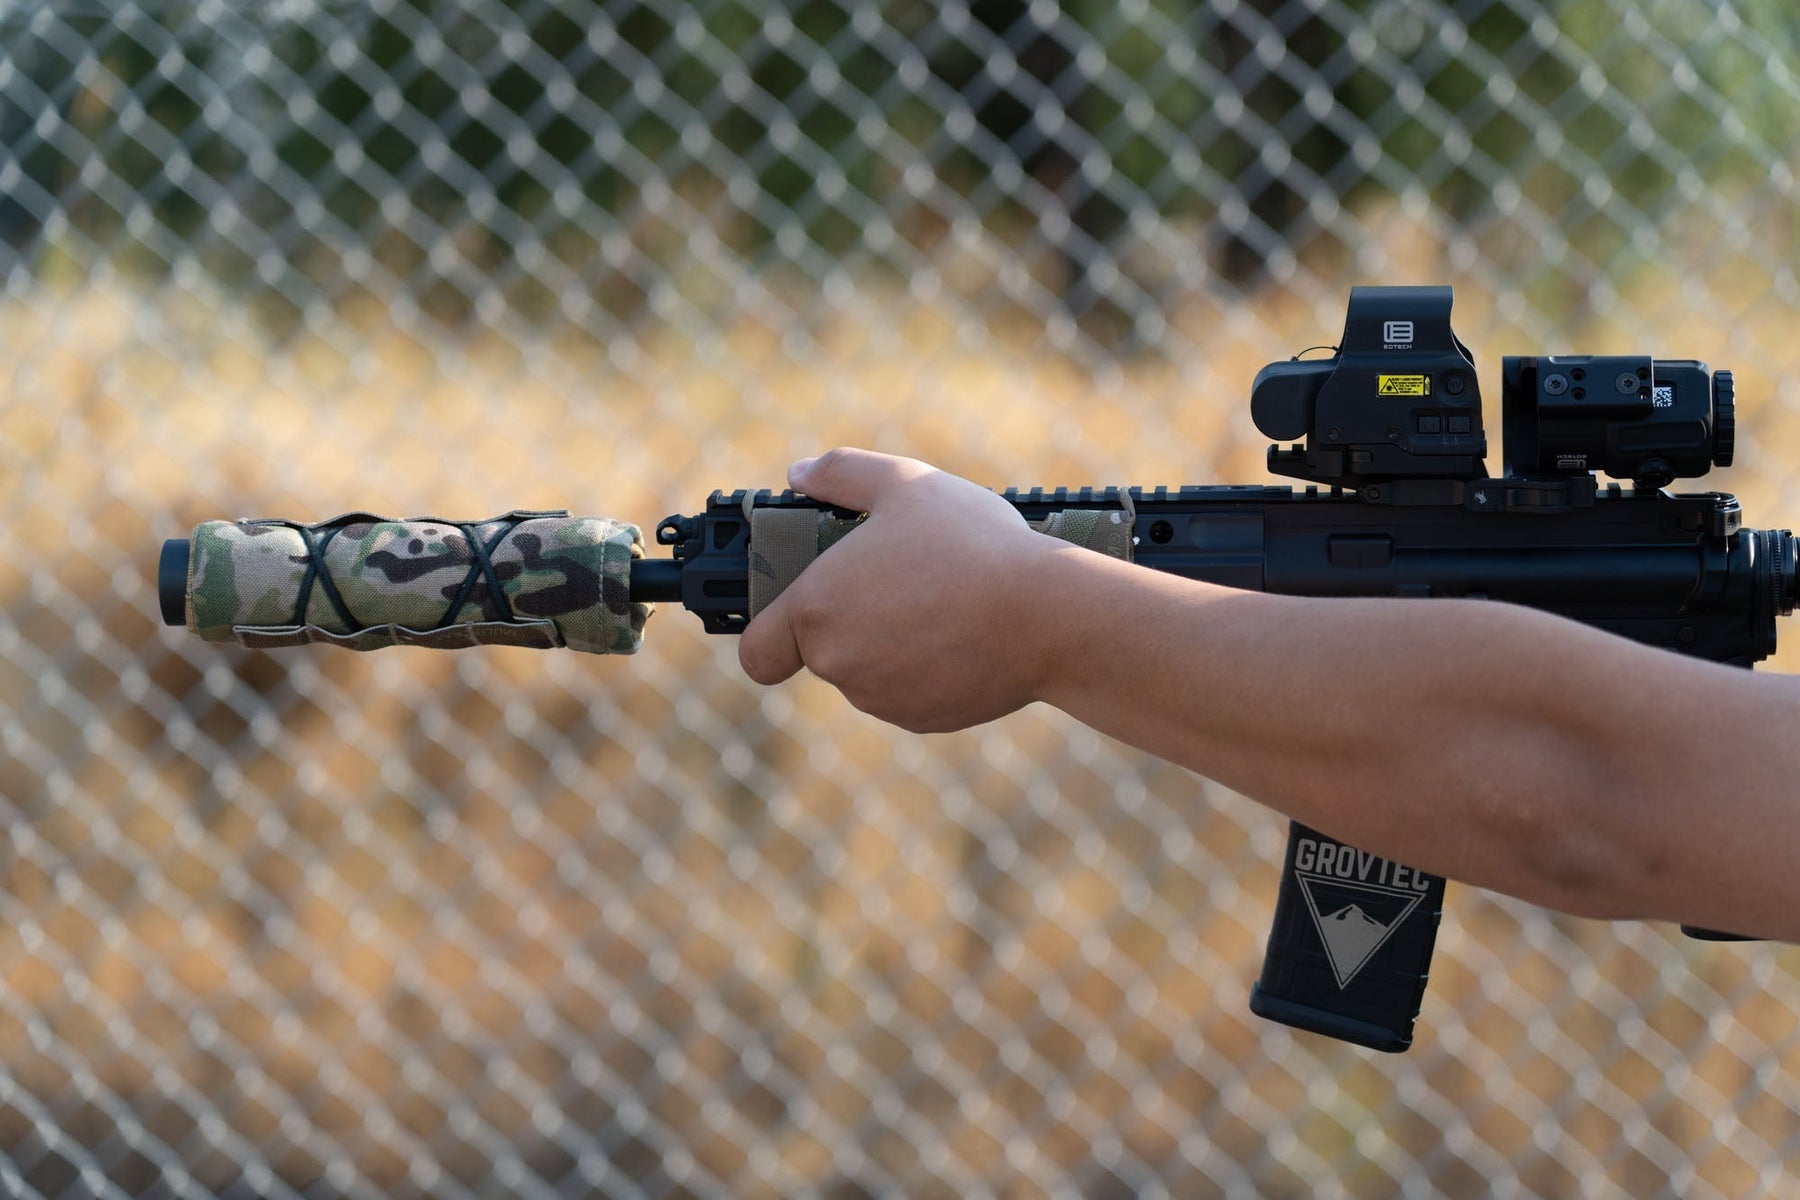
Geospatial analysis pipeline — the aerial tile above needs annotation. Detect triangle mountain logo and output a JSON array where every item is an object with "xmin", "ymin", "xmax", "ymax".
[{"xmin": 1295, "ymin": 874, "xmax": 1427, "ymax": 989}]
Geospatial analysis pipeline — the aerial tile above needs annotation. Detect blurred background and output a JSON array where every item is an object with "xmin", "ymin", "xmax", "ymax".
[{"xmin": 4, "ymin": 0, "xmax": 1800, "ymax": 1196}]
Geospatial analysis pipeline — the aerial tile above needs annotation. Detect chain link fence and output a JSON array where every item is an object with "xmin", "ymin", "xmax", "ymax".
[{"xmin": 4, "ymin": 0, "xmax": 1800, "ymax": 1195}]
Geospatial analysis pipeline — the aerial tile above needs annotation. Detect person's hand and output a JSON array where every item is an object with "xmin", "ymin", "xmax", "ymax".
[{"xmin": 737, "ymin": 448, "xmax": 1065, "ymax": 733}]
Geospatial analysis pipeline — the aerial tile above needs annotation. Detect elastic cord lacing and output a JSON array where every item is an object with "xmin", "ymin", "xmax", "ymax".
[
  {"xmin": 285, "ymin": 515, "xmax": 527, "ymax": 634},
  {"xmin": 438, "ymin": 521, "xmax": 519, "ymax": 628}
]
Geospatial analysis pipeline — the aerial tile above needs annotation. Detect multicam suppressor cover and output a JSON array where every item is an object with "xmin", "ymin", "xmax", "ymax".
[{"xmin": 184, "ymin": 511, "xmax": 651, "ymax": 654}]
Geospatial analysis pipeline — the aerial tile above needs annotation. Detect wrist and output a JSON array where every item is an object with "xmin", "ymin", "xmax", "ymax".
[{"xmin": 1009, "ymin": 539, "xmax": 1111, "ymax": 710}]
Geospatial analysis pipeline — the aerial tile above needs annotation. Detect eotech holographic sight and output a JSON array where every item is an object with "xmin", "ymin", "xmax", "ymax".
[{"xmin": 1251, "ymin": 284, "xmax": 1735, "ymax": 492}]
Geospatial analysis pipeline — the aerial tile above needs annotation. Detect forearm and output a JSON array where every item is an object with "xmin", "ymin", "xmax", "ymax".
[
  {"xmin": 1026, "ymin": 544, "xmax": 1800, "ymax": 936},
  {"xmin": 745, "ymin": 448, "xmax": 1800, "ymax": 939}
]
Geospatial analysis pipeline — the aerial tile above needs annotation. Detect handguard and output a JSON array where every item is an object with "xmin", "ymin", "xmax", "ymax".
[
  {"xmin": 165, "ymin": 511, "xmax": 651, "ymax": 654},
  {"xmin": 740, "ymin": 496, "xmax": 1136, "ymax": 619}
]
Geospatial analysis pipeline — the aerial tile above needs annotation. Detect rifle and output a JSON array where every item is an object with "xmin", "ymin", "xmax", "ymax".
[{"xmin": 157, "ymin": 286, "xmax": 1797, "ymax": 1051}]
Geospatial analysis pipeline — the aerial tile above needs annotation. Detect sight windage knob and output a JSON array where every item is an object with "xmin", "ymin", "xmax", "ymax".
[{"xmin": 1713, "ymin": 369, "xmax": 1735, "ymax": 467}]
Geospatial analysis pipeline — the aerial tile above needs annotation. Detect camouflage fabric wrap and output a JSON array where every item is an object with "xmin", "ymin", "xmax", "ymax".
[
  {"xmin": 1026, "ymin": 506, "xmax": 1136, "ymax": 562},
  {"xmin": 745, "ymin": 503, "xmax": 1134, "ymax": 618},
  {"xmin": 794, "ymin": 506, "xmax": 1136, "ymax": 562},
  {"xmin": 184, "ymin": 511, "xmax": 651, "ymax": 654}
]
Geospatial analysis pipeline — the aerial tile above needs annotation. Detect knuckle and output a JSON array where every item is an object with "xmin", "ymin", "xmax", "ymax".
[
  {"xmin": 787, "ymin": 590, "xmax": 831, "ymax": 643},
  {"xmin": 737, "ymin": 639, "xmax": 774, "ymax": 685},
  {"xmin": 809, "ymin": 649, "xmax": 849, "ymax": 690},
  {"xmin": 810, "ymin": 446, "xmax": 852, "ymax": 481}
]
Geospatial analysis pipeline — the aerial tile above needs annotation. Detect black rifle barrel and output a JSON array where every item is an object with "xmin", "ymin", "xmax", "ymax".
[{"xmin": 630, "ymin": 558, "xmax": 683, "ymax": 604}]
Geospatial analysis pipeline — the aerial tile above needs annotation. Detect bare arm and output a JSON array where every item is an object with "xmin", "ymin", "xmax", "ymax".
[{"xmin": 738, "ymin": 449, "xmax": 1800, "ymax": 941}]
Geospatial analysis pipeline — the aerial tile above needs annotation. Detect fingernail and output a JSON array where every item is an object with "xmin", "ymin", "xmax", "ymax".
[{"xmin": 791, "ymin": 456, "xmax": 818, "ymax": 477}]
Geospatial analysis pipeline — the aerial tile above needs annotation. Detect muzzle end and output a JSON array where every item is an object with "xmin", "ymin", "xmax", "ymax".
[{"xmin": 158, "ymin": 538, "xmax": 190, "ymax": 627}]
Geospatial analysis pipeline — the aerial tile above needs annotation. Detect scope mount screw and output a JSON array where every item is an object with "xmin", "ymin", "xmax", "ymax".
[
  {"xmin": 1326, "ymin": 426, "xmax": 1340, "ymax": 441},
  {"xmin": 1544, "ymin": 373, "xmax": 1569, "ymax": 396},
  {"xmin": 1616, "ymin": 372, "xmax": 1639, "ymax": 395}
]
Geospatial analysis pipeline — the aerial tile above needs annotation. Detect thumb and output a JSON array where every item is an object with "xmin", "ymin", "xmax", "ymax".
[
  {"xmin": 738, "ymin": 593, "xmax": 805, "ymax": 686},
  {"xmin": 790, "ymin": 447, "xmax": 918, "ymax": 512}
]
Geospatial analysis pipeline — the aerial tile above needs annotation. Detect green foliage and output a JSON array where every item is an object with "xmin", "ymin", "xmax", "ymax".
[{"xmin": 4, "ymin": 0, "xmax": 1795, "ymax": 330}]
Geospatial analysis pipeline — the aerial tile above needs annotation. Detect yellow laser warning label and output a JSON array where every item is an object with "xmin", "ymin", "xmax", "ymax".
[{"xmin": 1378, "ymin": 374, "xmax": 1430, "ymax": 397}]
